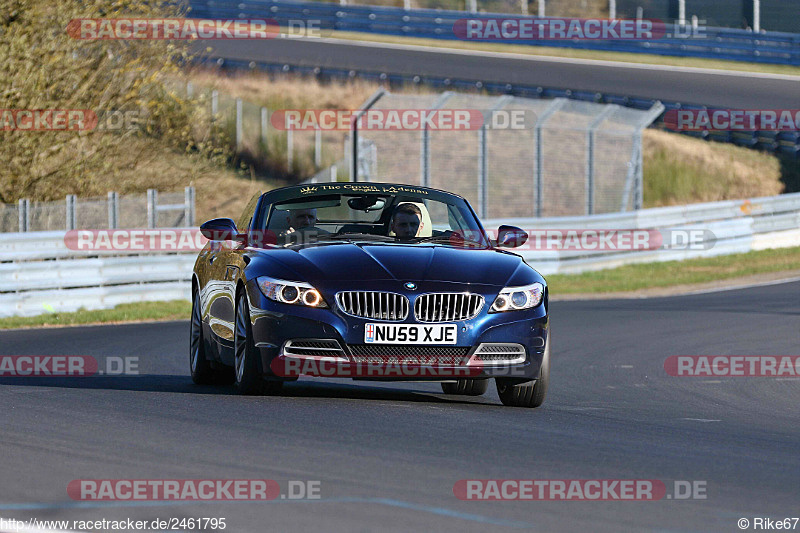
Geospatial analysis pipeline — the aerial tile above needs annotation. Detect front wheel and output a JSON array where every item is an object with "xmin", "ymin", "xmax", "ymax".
[
  {"xmin": 496, "ymin": 337, "xmax": 550, "ymax": 408},
  {"xmin": 234, "ymin": 290, "xmax": 283, "ymax": 395},
  {"xmin": 190, "ymin": 289, "xmax": 215, "ymax": 385}
]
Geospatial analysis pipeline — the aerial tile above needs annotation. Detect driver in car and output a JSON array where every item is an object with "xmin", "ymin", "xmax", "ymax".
[
  {"xmin": 286, "ymin": 208, "xmax": 319, "ymax": 231},
  {"xmin": 281, "ymin": 208, "xmax": 329, "ymax": 245},
  {"xmin": 390, "ymin": 203, "xmax": 423, "ymax": 239}
]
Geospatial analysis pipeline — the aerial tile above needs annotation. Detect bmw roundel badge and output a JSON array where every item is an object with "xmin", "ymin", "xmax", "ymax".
[{"xmin": 404, "ymin": 282, "xmax": 417, "ymax": 290}]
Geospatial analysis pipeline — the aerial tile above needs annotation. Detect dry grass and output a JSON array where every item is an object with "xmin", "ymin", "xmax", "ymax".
[
  {"xmin": 643, "ymin": 129, "xmax": 784, "ymax": 206},
  {"xmin": 41, "ymin": 134, "xmax": 281, "ymax": 223},
  {"xmin": 186, "ymin": 69, "xmax": 392, "ymax": 111}
]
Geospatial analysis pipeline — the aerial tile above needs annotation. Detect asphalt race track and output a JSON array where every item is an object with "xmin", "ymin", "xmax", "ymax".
[
  {"xmin": 199, "ymin": 38, "xmax": 800, "ymax": 108},
  {"xmin": 1, "ymin": 281, "xmax": 798, "ymax": 532}
]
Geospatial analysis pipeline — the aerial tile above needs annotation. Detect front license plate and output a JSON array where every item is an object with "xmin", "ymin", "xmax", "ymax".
[{"xmin": 365, "ymin": 323, "xmax": 457, "ymax": 344}]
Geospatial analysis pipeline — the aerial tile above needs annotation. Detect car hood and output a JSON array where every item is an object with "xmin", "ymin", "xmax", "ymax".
[{"xmin": 248, "ymin": 242, "xmax": 530, "ymax": 287}]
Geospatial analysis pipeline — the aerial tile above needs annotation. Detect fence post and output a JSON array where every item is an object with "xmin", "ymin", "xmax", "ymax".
[
  {"xmin": 314, "ymin": 127, "xmax": 322, "ymax": 168},
  {"xmin": 18, "ymin": 199, "xmax": 29, "ymax": 232},
  {"xmin": 185, "ymin": 186, "xmax": 195, "ymax": 227},
  {"xmin": 477, "ymin": 124, "xmax": 488, "ymax": 219},
  {"xmin": 350, "ymin": 127, "xmax": 358, "ymax": 182},
  {"xmin": 533, "ymin": 98, "xmax": 566, "ymax": 218},
  {"xmin": 520, "ymin": 0, "xmax": 528, "ymax": 15},
  {"xmin": 420, "ymin": 92, "xmax": 453, "ymax": 187},
  {"xmin": 147, "ymin": 189, "xmax": 157, "ymax": 229},
  {"xmin": 350, "ymin": 89, "xmax": 386, "ymax": 182},
  {"xmin": 635, "ymin": 134, "xmax": 644, "ymax": 210},
  {"xmin": 476, "ymin": 96, "xmax": 512, "ymax": 220},
  {"xmin": 753, "ymin": 0, "xmax": 760, "ymax": 32},
  {"xmin": 585, "ymin": 105, "xmax": 616, "ymax": 216},
  {"xmin": 260, "ymin": 107, "xmax": 268, "ymax": 152},
  {"xmin": 287, "ymin": 129, "xmax": 294, "ymax": 172},
  {"xmin": 211, "ymin": 90, "xmax": 218, "ymax": 117},
  {"xmin": 66, "ymin": 194, "xmax": 77, "ymax": 230},
  {"xmin": 330, "ymin": 165, "xmax": 338, "ymax": 182},
  {"xmin": 235, "ymin": 98, "xmax": 243, "ymax": 151},
  {"xmin": 609, "ymin": 0, "xmax": 616, "ymax": 18},
  {"xmin": 467, "ymin": 0, "xmax": 477, "ymax": 12},
  {"xmin": 107, "ymin": 191, "xmax": 118, "ymax": 229},
  {"xmin": 678, "ymin": 0, "xmax": 686, "ymax": 26},
  {"xmin": 538, "ymin": 0, "xmax": 545, "ymax": 17}
]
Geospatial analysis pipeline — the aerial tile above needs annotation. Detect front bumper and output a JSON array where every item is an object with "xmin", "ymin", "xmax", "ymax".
[{"xmin": 245, "ymin": 279, "xmax": 548, "ymax": 382}]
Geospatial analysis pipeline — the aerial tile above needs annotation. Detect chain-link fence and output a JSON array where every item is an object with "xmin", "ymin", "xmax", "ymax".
[
  {"xmin": 0, "ymin": 188, "xmax": 195, "ymax": 232},
  {"xmin": 341, "ymin": 91, "xmax": 663, "ymax": 218},
  {"xmin": 178, "ymin": 80, "xmax": 348, "ymax": 178}
]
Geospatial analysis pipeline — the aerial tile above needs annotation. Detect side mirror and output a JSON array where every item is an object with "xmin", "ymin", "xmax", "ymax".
[
  {"xmin": 496, "ymin": 225, "xmax": 528, "ymax": 248},
  {"xmin": 200, "ymin": 218, "xmax": 238, "ymax": 241}
]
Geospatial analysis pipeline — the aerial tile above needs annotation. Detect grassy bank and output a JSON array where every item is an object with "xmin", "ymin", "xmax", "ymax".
[
  {"xmin": 0, "ymin": 300, "xmax": 191, "ymax": 329},
  {"xmin": 547, "ymin": 246, "xmax": 800, "ymax": 293}
]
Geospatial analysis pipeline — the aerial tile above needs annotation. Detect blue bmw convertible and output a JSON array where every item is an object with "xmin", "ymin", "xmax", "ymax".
[{"xmin": 190, "ymin": 183, "xmax": 549, "ymax": 407}]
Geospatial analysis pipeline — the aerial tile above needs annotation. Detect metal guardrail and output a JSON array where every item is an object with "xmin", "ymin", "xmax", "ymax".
[
  {"xmin": 1, "ymin": 192, "xmax": 798, "ymax": 316},
  {"xmin": 189, "ymin": 0, "xmax": 800, "ymax": 66},
  {"xmin": 484, "ymin": 191, "xmax": 800, "ymax": 273},
  {"xmin": 1, "ymin": 188, "xmax": 196, "ymax": 233}
]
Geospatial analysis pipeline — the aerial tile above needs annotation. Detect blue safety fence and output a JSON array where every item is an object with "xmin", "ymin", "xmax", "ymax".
[
  {"xmin": 188, "ymin": 0, "xmax": 800, "ymax": 66},
  {"xmin": 192, "ymin": 56, "xmax": 800, "ymax": 156}
]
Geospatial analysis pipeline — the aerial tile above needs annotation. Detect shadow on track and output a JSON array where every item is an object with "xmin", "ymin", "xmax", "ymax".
[{"xmin": 0, "ymin": 375, "xmax": 497, "ymax": 407}]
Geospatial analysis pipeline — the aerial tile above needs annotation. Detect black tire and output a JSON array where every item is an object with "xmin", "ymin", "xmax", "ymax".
[
  {"xmin": 441, "ymin": 379, "xmax": 489, "ymax": 396},
  {"xmin": 496, "ymin": 337, "xmax": 550, "ymax": 408},
  {"xmin": 190, "ymin": 289, "xmax": 215, "ymax": 385},
  {"xmin": 234, "ymin": 290, "xmax": 283, "ymax": 396}
]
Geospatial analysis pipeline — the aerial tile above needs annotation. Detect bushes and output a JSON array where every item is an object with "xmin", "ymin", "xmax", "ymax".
[{"xmin": 0, "ymin": 0, "xmax": 232, "ymax": 203}]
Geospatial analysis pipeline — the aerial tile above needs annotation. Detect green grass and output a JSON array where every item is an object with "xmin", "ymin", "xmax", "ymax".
[
  {"xmin": 547, "ymin": 246, "xmax": 800, "ymax": 294},
  {"xmin": 0, "ymin": 300, "xmax": 190, "ymax": 330},
  {"xmin": 329, "ymin": 31, "xmax": 800, "ymax": 77}
]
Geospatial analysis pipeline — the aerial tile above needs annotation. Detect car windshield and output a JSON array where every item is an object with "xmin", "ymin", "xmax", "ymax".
[{"xmin": 261, "ymin": 187, "xmax": 489, "ymax": 247}]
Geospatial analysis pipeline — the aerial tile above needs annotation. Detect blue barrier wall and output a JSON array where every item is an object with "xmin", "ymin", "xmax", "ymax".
[{"xmin": 189, "ymin": 0, "xmax": 800, "ymax": 65}]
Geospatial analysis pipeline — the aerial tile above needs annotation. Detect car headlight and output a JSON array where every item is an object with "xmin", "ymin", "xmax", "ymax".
[
  {"xmin": 257, "ymin": 276, "xmax": 327, "ymax": 308},
  {"xmin": 490, "ymin": 282, "xmax": 544, "ymax": 312}
]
